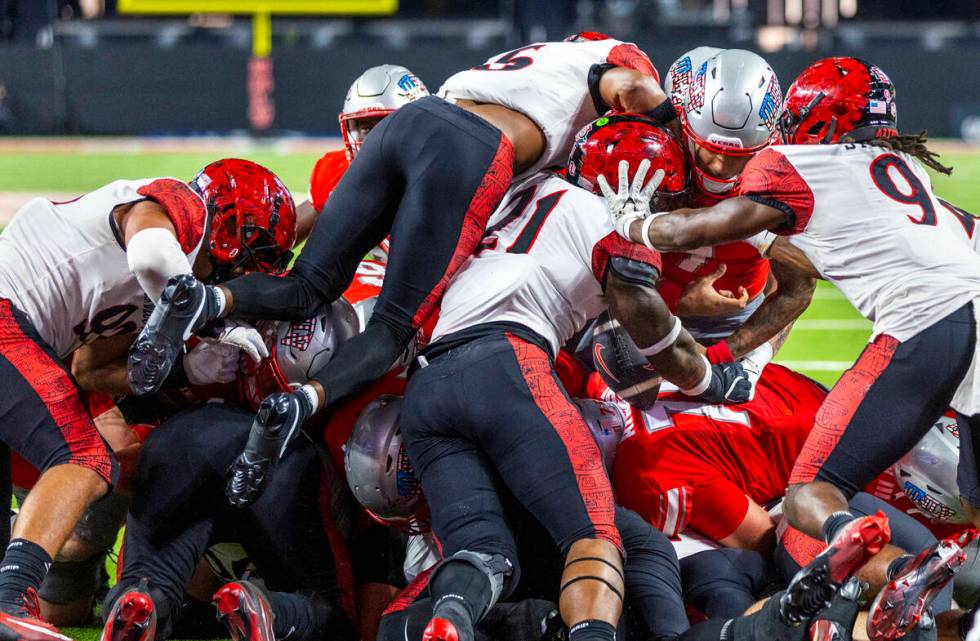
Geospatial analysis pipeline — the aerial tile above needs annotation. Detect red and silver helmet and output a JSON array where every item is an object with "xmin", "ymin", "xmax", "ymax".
[
  {"xmin": 779, "ymin": 57, "xmax": 898, "ymax": 146},
  {"xmin": 345, "ymin": 395, "xmax": 429, "ymax": 534},
  {"xmin": 239, "ymin": 300, "xmax": 360, "ymax": 411},
  {"xmin": 191, "ymin": 159, "xmax": 297, "ymax": 280},
  {"xmin": 893, "ymin": 413, "xmax": 967, "ymax": 525},
  {"xmin": 567, "ymin": 114, "xmax": 688, "ymax": 211},
  {"xmin": 339, "ymin": 65, "xmax": 429, "ymax": 160},
  {"xmin": 572, "ymin": 399, "xmax": 627, "ymax": 473}
]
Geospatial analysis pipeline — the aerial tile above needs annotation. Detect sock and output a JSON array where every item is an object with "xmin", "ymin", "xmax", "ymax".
[
  {"xmin": 887, "ymin": 554, "xmax": 914, "ymax": 581},
  {"xmin": 0, "ymin": 539, "xmax": 52, "ymax": 612},
  {"xmin": 568, "ymin": 620, "xmax": 616, "ymax": 641},
  {"xmin": 822, "ymin": 511, "xmax": 856, "ymax": 543},
  {"xmin": 430, "ymin": 559, "xmax": 494, "ymax": 625}
]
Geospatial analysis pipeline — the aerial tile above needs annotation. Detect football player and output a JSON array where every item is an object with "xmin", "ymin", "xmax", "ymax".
[
  {"xmin": 659, "ymin": 48, "xmax": 815, "ymax": 370},
  {"xmin": 128, "ymin": 34, "xmax": 677, "ymax": 471},
  {"xmin": 297, "ymin": 64, "xmax": 430, "ymax": 240},
  {"xmin": 606, "ymin": 57, "xmax": 980, "ymax": 640},
  {"xmin": 0, "ymin": 159, "xmax": 293, "ymax": 641}
]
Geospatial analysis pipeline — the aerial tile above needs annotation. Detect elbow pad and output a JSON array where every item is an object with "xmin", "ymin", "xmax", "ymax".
[{"xmin": 127, "ymin": 227, "xmax": 193, "ymax": 304}]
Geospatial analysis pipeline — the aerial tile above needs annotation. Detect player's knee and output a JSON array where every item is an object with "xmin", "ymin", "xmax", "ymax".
[
  {"xmin": 432, "ymin": 550, "xmax": 517, "ymax": 615},
  {"xmin": 561, "ymin": 538, "xmax": 625, "ymax": 603}
]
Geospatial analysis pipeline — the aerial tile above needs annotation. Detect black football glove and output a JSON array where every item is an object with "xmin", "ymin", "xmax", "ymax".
[
  {"xmin": 128, "ymin": 274, "xmax": 223, "ymax": 396},
  {"xmin": 701, "ymin": 361, "xmax": 752, "ymax": 404},
  {"xmin": 226, "ymin": 390, "xmax": 313, "ymax": 508}
]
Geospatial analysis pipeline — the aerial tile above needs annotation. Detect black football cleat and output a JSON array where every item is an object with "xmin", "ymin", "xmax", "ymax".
[
  {"xmin": 213, "ymin": 581, "xmax": 276, "ymax": 641},
  {"xmin": 807, "ymin": 576, "xmax": 864, "ymax": 641},
  {"xmin": 128, "ymin": 274, "xmax": 217, "ymax": 396},
  {"xmin": 423, "ymin": 599, "xmax": 475, "ymax": 641},
  {"xmin": 866, "ymin": 531, "xmax": 972, "ymax": 641},
  {"xmin": 0, "ymin": 589, "xmax": 73, "ymax": 641},
  {"xmin": 99, "ymin": 579, "xmax": 157, "ymax": 641},
  {"xmin": 780, "ymin": 512, "xmax": 890, "ymax": 625}
]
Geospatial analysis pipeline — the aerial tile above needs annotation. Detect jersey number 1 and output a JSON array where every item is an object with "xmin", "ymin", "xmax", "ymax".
[{"xmin": 479, "ymin": 187, "xmax": 566, "ymax": 255}]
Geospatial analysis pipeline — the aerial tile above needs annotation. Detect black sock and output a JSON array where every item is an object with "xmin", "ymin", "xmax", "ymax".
[
  {"xmin": 0, "ymin": 539, "xmax": 51, "ymax": 612},
  {"xmin": 430, "ymin": 559, "xmax": 494, "ymax": 625},
  {"xmin": 822, "ymin": 511, "xmax": 856, "ymax": 543},
  {"xmin": 569, "ymin": 620, "xmax": 616, "ymax": 641}
]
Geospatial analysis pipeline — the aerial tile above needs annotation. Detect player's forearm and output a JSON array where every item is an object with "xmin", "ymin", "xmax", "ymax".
[
  {"xmin": 629, "ymin": 198, "xmax": 787, "ymax": 253},
  {"xmin": 72, "ymin": 334, "xmax": 135, "ymax": 395},
  {"xmin": 726, "ymin": 260, "xmax": 815, "ymax": 358},
  {"xmin": 294, "ymin": 199, "xmax": 319, "ymax": 243}
]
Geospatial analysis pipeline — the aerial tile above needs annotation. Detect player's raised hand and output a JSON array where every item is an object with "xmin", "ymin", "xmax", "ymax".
[
  {"xmin": 597, "ymin": 159, "xmax": 665, "ymax": 240},
  {"xmin": 226, "ymin": 390, "xmax": 313, "ymax": 508}
]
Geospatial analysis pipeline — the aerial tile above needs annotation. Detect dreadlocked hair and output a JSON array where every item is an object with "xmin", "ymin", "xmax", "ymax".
[{"xmin": 844, "ymin": 130, "xmax": 953, "ymax": 175}]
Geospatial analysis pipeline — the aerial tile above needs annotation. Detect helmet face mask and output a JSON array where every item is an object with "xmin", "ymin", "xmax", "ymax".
[{"xmin": 339, "ymin": 65, "xmax": 429, "ymax": 160}]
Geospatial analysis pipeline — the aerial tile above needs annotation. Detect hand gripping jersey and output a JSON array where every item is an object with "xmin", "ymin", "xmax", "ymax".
[
  {"xmin": 0, "ymin": 179, "xmax": 207, "ymax": 358},
  {"xmin": 308, "ymin": 149, "xmax": 351, "ymax": 214},
  {"xmin": 439, "ymin": 38, "xmax": 659, "ymax": 180},
  {"xmin": 593, "ymin": 364, "xmax": 826, "ymax": 541},
  {"xmin": 432, "ymin": 173, "xmax": 662, "ymax": 356},
  {"xmin": 738, "ymin": 144, "xmax": 980, "ymax": 344}
]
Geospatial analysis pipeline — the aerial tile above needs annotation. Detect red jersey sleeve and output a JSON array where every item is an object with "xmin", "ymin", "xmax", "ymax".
[
  {"xmin": 606, "ymin": 43, "xmax": 659, "ymax": 82},
  {"xmin": 309, "ymin": 150, "xmax": 351, "ymax": 213},
  {"xmin": 137, "ymin": 179, "xmax": 208, "ymax": 253},
  {"xmin": 591, "ymin": 231, "xmax": 662, "ymax": 288},
  {"xmin": 737, "ymin": 148, "xmax": 815, "ymax": 235}
]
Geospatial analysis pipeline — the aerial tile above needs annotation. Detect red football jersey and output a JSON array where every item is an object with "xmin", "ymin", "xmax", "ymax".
[
  {"xmin": 598, "ymin": 364, "xmax": 825, "ymax": 541},
  {"xmin": 308, "ymin": 150, "xmax": 350, "ymax": 213}
]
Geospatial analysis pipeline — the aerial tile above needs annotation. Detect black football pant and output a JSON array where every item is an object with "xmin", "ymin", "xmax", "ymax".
[
  {"xmin": 106, "ymin": 403, "xmax": 352, "ymax": 641},
  {"xmin": 681, "ymin": 548, "xmax": 779, "ymax": 620},
  {"xmin": 224, "ymin": 96, "xmax": 514, "ymax": 409}
]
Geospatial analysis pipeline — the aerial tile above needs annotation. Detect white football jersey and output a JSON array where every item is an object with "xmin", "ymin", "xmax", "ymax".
[
  {"xmin": 738, "ymin": 144, "xmax": 980, "ymax": 342},
  {"xmin": 0, "ymin": 178, "xmax": 208, "ymax": 358},
  {"xmin": 433, "ymin": 173, "xmax": 661, "ymax": 355},
  {"xmin": 439, "ymin": 38, "xmax": 658, "ymax": 179}
]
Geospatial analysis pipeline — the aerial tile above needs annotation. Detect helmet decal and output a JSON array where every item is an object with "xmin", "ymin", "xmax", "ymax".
[
  {"xmin": 758, "ymin": 75, "xmax": 782, "ymax": 132},
  {"xmin": 279, "ymin": 317, "xmax": 317, "ymax": 351},
  {"xmin": 688, "ymin": 62, "xmax": 708, "ymax": 112}
]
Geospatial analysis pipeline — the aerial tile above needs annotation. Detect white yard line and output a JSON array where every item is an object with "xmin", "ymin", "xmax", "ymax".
[
  {"xmin": 774, "ymin": 359, "xmax": 854, "ymax": 370},
  {"xmin": 792, "ymin": 319, "xmax": 870, "ymax": 330}
]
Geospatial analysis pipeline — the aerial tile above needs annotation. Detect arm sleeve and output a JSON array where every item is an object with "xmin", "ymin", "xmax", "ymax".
[
  {"xmin": 737, "ymin": 149, "xmax": 815, "ymax": 236},
  {"xmin": 126, "ymin": 227, "xmax": 194, "ymax": 303},
  {"xmin": 592, "ymin": 231, "xmax": 662, "ymax": 289},
  {"xmin": 136, "ymin": 178, "xmax": 208, "ymax": 253},
  {"xmin": 587, "ymin": 43, "xmax": 660, "ymax": 115}
]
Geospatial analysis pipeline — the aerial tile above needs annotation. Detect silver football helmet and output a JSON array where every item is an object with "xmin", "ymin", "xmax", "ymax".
[
  {"xmin": 239, "ymin": 300, "xmax": 360, "ymax": 410},
  {"xmin": 893, "ymin": 414, "xmax": 967, "ymax": 524},
  {"xmin": 340, "ymin": 64, "xmax": 429, "ymax": 159},
  {"xmin": 672, "ymin": 49, "xmax": 781, "ymax": 194},
  {"xmin": 345, "ymin": 395, "xmax": 428, "ymax": 533},
  {"xmin": 573, "ymin": 399, "xmax": 627, "ymax": 473},
  {"xmin": 663, "ymin": 46, "xmax": 722, "ymax": 111}
]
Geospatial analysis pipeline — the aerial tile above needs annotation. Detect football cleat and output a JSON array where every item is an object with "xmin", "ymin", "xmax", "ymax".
[
  {"xmin": 422, "ymin": 617, "xmax": 460, "ymax": 641},
  {"xmin": 128, "ymin": 274, "xmax": 218, "ymax": 396},
  {"xmin": 866, "ymin": 532, "xmax": 971, "ymax": 641},
  {"xmin": 213, "ymin": 581, "xmax": 276, "ymax": 641},
  {"xmin": 99, "ymin": 579, "xmax": 157, "ymax": 641},
  {"xmin": 780, "ymin": 512, "xmax": 890, "ymax": 625},
  {"xmin": 423, "ymin": 599, "xmax": 475, "ymax": 641},
  {"xmin": 807, "ymin": 576, "xmax": 864, "ymax": 641},
  {"xmin": 0, "ymin": 589, "xmax": 73, "ymax": 641}
]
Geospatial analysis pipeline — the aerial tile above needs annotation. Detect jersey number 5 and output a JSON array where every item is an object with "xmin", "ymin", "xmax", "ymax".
[{"xmin": 475, "ymin": 45, "xmax": 545, "ymax": 71}]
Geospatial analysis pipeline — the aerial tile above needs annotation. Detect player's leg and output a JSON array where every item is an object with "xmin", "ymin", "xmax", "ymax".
[
  {"xmin": 0, "ymin": 300, "xmax": 115, "ymax": 639},
  {"xmin": 615, "ymin": 507, "xmax": 690, "ymax": 641},
  {"xmin": 228, "ymin": 435, "xmax": 353, "ymax": 641},
  {"xmin": 400, "ymin": 362, "xmax": 522, "ymax": 641},
  {"xmin": 306, "ymin": 98, "xmax": 514, "ymax": 412},
  {"xmin": 444, "ymin": 334, "xmax": 624, "ymax": 641},
  {"xmin": 681, "ymin": 548, "xmax": 775, "ymax": 620}
]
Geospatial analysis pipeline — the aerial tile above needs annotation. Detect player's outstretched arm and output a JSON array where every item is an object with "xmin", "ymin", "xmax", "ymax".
[
  {"xmin": 598, "ymin": 67, "xmax": 671, "ymax": 117},
  {"xmin": 605, "ymin": 271, "xmax": 750, "ymax": 403},
  {"xmin": 116, "ymin": 200, "xmax": 195, "ymax": 303},
  {"xmin": 630, "ymin": 197, "xmax": 785, "ymax": 253}
]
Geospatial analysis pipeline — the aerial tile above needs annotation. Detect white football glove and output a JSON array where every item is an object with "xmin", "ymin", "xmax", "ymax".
[
  {"xmin": 184, "ymin": 341, "xmax": 241, "ymax": 386},
  {"xmin": 596, "ymin": 159, "xmax": 665, "ymax": 240},
  {"xmin": 209, "ymin": 320, "xmax": 269, "ymax": 364},
  {"xmin": 737, "ymin": 342, "xmax": 775, "ymax": 402}
]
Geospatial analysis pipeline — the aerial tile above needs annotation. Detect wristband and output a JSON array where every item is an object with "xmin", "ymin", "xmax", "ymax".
[
  {"xmin": 680, "ymin": 354, "xmax": 712, "ymax": 396},
  {"xmin": 298, "ymin": 383, "xmax": 321, "ymax": 414},
  {"xmin": 642, "ymin": 99, "xmax": 678, "ymax": 125},
  {"xmin": 705, "ymin": 340, "xmax": 735, "ymax": 364},
  {"xmin": 637, "ymin": 316, "xmax": 681, "ymax": 357},
  {"xmin": 639, "ymin": 213, "xmax": 667, "ymax": 251}
]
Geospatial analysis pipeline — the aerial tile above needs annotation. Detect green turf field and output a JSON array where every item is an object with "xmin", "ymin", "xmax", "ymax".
[{"xmin": 0, "ymin": 143, "xmax": 978, "ymax": 641}]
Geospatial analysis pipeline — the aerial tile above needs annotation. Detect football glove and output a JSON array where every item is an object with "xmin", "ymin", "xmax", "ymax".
[
  {"xmin": 128, "ymin": 274, "xmax": 224, "ymax": 396},
  {"xmin": 702, "ymin": 361, "xmax": 752, "ymax": 404},
  {"xmin": 596, "ymin": 159, "xmax": 664, "ymax": 240},
  {"xmin": 226, "ymin": 390, "xmax": 313, "ymax": 508}
]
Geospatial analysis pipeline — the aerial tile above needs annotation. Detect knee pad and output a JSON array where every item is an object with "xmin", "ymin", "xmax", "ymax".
[
  {"xmin": 38, "ymin": 554, "xmax": 105, "ymax": 605},
  {"xmin": 71, "ymin": 491, "xmax": 130, "ymax": 552},
  {"xmin": 432, "ymin": 550, "xmax": 515, "ymax": 616}
]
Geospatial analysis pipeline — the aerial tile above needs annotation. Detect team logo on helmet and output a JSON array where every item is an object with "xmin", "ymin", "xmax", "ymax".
[
  {"xmin": 903, "ymin": 481, "xmax": 958, "ymax": 522},
  {"xmin": 279, "ymin": 318, "xmax": 317, "ymax": 351},
  {"xmin": 758, "ymin": 75, "xmax": 782, "ymax": 131},
  {"xmin": 670, "ymin": 55, "xmax": 694, "ymax": 102},
  {"xmin": 688, "ymin": 62, "xmax": 708, "ymax": 112}
]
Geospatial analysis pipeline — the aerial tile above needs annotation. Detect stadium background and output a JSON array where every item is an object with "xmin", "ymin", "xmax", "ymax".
[{"xmin": 0, "ymin": 1, "xmax": 978, "ymax": 638}]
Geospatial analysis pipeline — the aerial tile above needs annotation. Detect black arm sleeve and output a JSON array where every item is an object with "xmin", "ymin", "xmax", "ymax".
[
  {"xmin": 310, "ymin": 315, "xmax": 416, "ymax": 412},
  {"xmin": 588, "ymin": 63, "xmax": 616, "ymax": 114},
  {"xmin": 606, "ymin": 256, "xmax": 660, "ymax": 290},
  {"xmin": 223, "ymin": 272, "xmax": 326, "ymax": 321}
]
